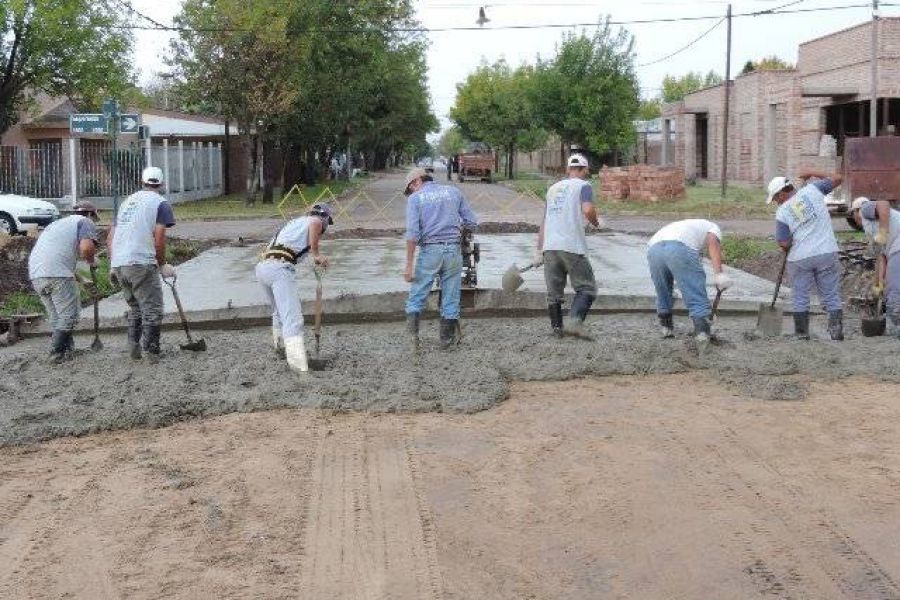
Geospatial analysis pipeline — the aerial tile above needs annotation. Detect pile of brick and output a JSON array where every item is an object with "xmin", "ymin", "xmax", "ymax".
[{"xmin": 599, "ymin": 165, "xmax": 685, "ymax": 202}]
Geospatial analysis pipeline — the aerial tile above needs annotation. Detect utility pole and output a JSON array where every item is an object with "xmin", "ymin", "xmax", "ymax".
[
  {"xmin": 720, "ymin": 4, "xmax": 732, "ymax": 198},
  {"xmin": 870, "ymin": 0, "xmax": 880, "ymax": 137}
]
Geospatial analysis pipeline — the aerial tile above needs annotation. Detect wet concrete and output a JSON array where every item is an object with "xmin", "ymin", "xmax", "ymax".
[
  {"xmin": 80, "ymin": 232, "xmax": 786, "ymax": 328},
  {"xmin": 4, "ymin": 314, "xmax": 899, "ymax": 446}
]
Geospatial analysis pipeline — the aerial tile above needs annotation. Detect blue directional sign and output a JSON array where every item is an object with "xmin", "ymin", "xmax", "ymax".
[
  {"xmin": 70, "ymin": 114, "xmax": 107, "ymax": 134},
  {"xmin": 119, "ymin": 114, "xmax": 140, "ymax": 134},
  {"xmin": 102, "ymin": 99, "xmax": 119, "ymax": 119}
]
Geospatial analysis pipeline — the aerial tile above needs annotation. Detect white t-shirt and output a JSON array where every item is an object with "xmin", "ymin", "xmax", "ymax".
[
  {"xmin": 542, "ymin": 178, "xmax": 594, "ymax": 255},
  {"xmin": 648, "ymin": 219, "xmax": 722, "ymax": 251}
]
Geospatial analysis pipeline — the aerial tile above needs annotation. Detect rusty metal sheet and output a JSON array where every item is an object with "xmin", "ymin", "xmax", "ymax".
[{"xmin": 844, "ymin": 137, "xmax": 900, "ymax": 202}]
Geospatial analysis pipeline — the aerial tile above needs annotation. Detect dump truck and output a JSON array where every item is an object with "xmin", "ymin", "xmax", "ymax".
[{"xmin": 456, "ymin": 152, "xmax": 495, "ymax": 183}]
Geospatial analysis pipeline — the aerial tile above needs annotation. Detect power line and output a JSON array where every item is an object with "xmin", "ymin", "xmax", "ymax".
[{"xmin": 637, "ymin": 17, "xmax": 726, "ymax": 66}]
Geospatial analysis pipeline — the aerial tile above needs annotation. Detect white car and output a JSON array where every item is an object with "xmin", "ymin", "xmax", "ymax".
[{"xmin": 0, "ymin": 194, "xmax": 60, "ymax": 235}]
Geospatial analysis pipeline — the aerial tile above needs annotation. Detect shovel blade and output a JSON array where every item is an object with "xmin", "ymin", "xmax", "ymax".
[
  {"xmin": 502, "ymin": 264, "xmax": 525, "ymax": 292},
  {"xmin": 861, "ymin": 318, "xmax": 886, "ymax": 337},
  {"xmin": 180, "ymin": 338, "xmax": 207, "ymax": 352},
  {"xmin": 308, "ymin": 357, "xmax": 332, "ymax": 371},
  {"xmin": 757, "ymin": 303, "xmax": 783, "ymax": 336},
  {"xmin": 90, "ymin": 338, "xmax": 103, "ymax": 351}
]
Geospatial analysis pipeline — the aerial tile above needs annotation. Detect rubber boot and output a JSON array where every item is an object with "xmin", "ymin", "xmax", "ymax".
[
  {"xmin": 658, "ymin": 313, "xmax": 675, "ymax": 339},
  {"xmin": 565, "ymin": 293, "xmax": 595, "ymax": 339},
  {"xmin": 406, "ymin": 312, "xmax": 420, "ymax": 354},
  {"xmin": 793, "ymin": 312, "xmax": 810, "ymax": 340},
  {"xmin": 127, "ymin": 317, "xmax": 142, "ymax": 360},
  {"xmin": 827, "ymin": 310, "xmax": 844, "ymax": 341},
  {"xmin": 547, "ymin": 303, "xmax": 563, "ymax": 338},
  {"xmin": 48, "ymin": 330, "xmax": 69, "ymax": 364},
  {"xmin": 143, "ymin": 324, "xmax": 161, "ymax": 364},
  {"xmin": 284, "ymin": 335, "xmax": 308, "ymax": 373},
  {"xmin": 439, "ymin": 318, "xmax": 460, "ymax": 350},
  {"xmin": 692, "ymin": 316, "xmax": 711, "ymax": 344},
  {"xmin": 890, "ymin": 310, "xmax": 900, "ymax": 340},
  {"xmin": 273, "ymin": 327, "xmax": 286, "ymax": 359}
]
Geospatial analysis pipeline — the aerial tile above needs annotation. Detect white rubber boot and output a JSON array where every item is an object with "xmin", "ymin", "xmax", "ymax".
[
  {"xmin": 284, "ymin": 335, "xmax": 308, "ymax": 373},
  {"xmin": 272, "ymin": 327, "xmax": 285, "ymax": 359}
]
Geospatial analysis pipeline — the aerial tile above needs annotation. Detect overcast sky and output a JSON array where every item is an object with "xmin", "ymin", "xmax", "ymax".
[{"xmin": 130, "ymin": 0, "xmax": 894, "ymax": 132}]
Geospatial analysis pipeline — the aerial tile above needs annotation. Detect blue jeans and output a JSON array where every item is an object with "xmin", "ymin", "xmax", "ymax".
[
  {"xmin": 406, "ymin": 243, "xmax": 463, "ymax": 319},
  {"xmin": 787, "ymin": 252, "xmax": 841, "ymax": 313},
  {"xmin": 647, "ymin": 241, "xmax": 711, "ymax": 318}
]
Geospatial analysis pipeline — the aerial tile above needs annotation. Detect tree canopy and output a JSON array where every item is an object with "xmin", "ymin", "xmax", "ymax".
[
  {"xmin": 0, "ymin": 0, "xmax": 133, "ymax": 135},
  {"xmin": 660, "ymin": 71, "xmax": 723, "ymax": 103},
  {"xmin": 740, "ymin": 56, "xmax": 794, "ymax": 75}
]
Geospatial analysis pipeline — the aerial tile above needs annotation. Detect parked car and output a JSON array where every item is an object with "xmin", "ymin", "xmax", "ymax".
[{"xmin": 0, "ymin": 194, "xmax": 60, "ymax": 235}]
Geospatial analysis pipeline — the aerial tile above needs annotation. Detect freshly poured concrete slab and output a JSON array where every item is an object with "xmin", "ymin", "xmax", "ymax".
[{"xmin": 80, "ymin": 232, "xmax": 787, "ymax": 330}]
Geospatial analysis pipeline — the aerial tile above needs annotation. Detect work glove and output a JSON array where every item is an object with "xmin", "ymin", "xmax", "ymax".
[
  {"xmin": 531, "ymin": 249, "xmax": 544, "ymax": 268},
  {"xmin": 714, "ymin": 272, "xmax": 733, "ymax": 291},
  {"xmin": 159, "ymin": 263, "xmax": 176, "ymax": 279},
  {"xmin": 874, "ymin": 281, "xmax": 885, "ymax": 299},
  {"xmin": 875, "ymin": 227, "xmax": 889, "ymax": 246},
  {"xmin": 313, "ymin": 255, "xmax": 329, "ymax": 269}
]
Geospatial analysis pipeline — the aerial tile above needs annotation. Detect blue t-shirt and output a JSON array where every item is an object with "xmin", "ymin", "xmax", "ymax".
[
  {"xmin": 775, "ymin": 179, "xmax": 838, "ymax": 262},
  {"xmin": 405, "ymin": 182, "xmax": 478, "ymax": 244}
]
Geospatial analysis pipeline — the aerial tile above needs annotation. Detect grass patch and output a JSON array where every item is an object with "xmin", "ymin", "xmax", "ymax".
[
  {"xmin": 836, "ymin": 229, "xmax": 867, "ymax": 243},
  {"xmin": 0, "ymin": 291, "xmax": 44, "ymax": 316},
  {"xmin": 720, "ymin": 236, "xmax": 778, "ymax": 264}
]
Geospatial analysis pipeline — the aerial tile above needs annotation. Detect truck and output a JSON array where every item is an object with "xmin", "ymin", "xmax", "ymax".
[{"xmin": 456, "ymin": 152, "xmax": 495, "ymax": 184}]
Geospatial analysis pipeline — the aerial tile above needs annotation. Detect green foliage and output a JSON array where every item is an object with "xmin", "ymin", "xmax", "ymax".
[
  {"xmin": 75, "ymin": 257, "xmax": 114, "ymax": 304},
  {"xmin": 741, "ymin": 56, "xmax": 794, "ymax": 75},
  {"xmin": 437, "ymin": 127, "xmax": 467, "ymax": 157},
  {"xmin": 638, "ymin": 99, "xmax": 662, "ymax": 121},
  {"xmin": 0, "ymin": 0, "xmax": 133, "ymax": 135},
  {"xmin": 661, "ymin": 71, "xmax": 723, "ymax": 103},
  {"xmin": 0, "ymin": 291, "xmax": 43, "ymax": 316},
  {"xmin": 720, "ymin": 236, "xmax": 778, "ymax": 264}
]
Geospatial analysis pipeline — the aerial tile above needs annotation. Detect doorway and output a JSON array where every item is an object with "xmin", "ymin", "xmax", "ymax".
[{"xmin": 695, "ymin": 114, "xmax": 709, "ymax": 179}]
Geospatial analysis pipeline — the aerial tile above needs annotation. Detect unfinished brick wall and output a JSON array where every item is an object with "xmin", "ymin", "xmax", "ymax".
[{"xmin": 599, "ymin": 165, "xmax": 685, "ymax": 202}]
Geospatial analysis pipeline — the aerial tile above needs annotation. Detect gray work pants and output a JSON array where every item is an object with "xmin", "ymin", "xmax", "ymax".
[
  {"xmin": 886, "ymin": 251, "xmax": 900, "ymax": 318},
  {"xmin": 787, "ymin": 252, "xmax": 841, "ymax": 313},
  {"xmin": 543, "ymin": 250, "xmax": 597, "ymax": 304},
  {"xmin": 113, "ymin": 264, "xmax": 164, "ymax": 327},
  {"xmin": 32, "ymin": 277, "xmax": 81, "ymax": 331},
  {"xmin": 255, "ymin": 259, "xmax": 304, "ymax": 337}
]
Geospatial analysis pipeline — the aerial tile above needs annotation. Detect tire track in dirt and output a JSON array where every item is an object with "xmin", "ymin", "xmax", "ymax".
[{"xmin": 298, "ymin": 417, "xmax": 442, "ymax": 599}]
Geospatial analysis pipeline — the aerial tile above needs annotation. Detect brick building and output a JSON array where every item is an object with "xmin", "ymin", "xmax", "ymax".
[{"xmin": 661, "ymin": 18, "xmax": 900, "ymax": 186}]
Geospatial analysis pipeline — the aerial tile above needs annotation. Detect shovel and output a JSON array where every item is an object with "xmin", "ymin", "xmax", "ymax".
[
  {"xmin": 757, "ymin": 252, "xmax": 787, "ymax": 336},
  {"xmin": 502, "ymin": 262, "xmax": 537, "ymax": 292},
  {"xmin": 162, "ymin": 274, "xmax": 207, "ymax": 351},
  {"xmin": 89, "ymin": 266, "xmax": 103, "ymax": 351},
  {"xmin": 307, "ymin": 267, "xmax": 331, "ymax": 371},
  {"xmin": 862, "ymin": 253, "xmax": 887, "ymax": 337}
]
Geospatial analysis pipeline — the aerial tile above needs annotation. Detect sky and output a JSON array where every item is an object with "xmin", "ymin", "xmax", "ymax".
[{"xmin": 129, "ymin": 0, "xmax": 895, "ymax": 132}]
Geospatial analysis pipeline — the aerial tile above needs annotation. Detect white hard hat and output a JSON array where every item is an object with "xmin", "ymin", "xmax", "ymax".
[
  {"xmin": 765, "ymin": 176, "xmax": 793, "ymax": 204},
  {"xmin": 142, "ymin": 166, "xmax": 164, "ymax": 185},
  {"xmin": 850, "ymin": 197, "xmax": 870, "ymax": 213},
  {"xmin": 567, "ymin": 154, "xmax": 589, "ymax": 168},
  {"xmin": 404, "ymin": 167, "xmax": 428, "ymax": 194}
]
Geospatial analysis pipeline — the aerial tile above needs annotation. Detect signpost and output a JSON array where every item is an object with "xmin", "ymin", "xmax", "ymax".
[{"xmin": 69, "ymin": 114, "xmax": 107, "ymax": 134}]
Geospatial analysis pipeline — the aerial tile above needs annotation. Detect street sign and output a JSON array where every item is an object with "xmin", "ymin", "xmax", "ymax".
[
  {"xmin": 70, "ymin": 114, "xmax": 107, "ymax": 134},
  {"xmin": 119, "ymin": 114, "xmax": 140, "ymax": 134},
  {"xmin": 102, "ymin": 99, "xmax": 119, "ymax": 119}
]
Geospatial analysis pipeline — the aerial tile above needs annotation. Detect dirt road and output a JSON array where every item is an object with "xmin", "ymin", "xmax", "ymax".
[{"xmin": 2, "ymin": 373, "xmax": 899, "ymax": 598}]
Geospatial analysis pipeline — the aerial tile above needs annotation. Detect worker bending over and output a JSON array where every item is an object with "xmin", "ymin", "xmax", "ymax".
[{"xmin": 851, "ymin": 196, "xmax": 900, "ymax": 337}]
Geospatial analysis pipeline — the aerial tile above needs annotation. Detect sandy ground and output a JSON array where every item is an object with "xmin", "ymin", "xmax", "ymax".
[{"xmin": 1, "ymin": 372, "xmax": 899, "ymax": 598}]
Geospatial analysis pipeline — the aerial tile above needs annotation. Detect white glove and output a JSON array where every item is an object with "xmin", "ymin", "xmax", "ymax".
[
  {"xmin": 159, "ymin": 263, "xmax": 176, "ymax": 279},
  {"xmin": 714, "ymin": 272, "xmax": 733, "ymax": 291},
  {"xmin": 531, "ymin": 249, "xmax": 544, "ymax": 268}
]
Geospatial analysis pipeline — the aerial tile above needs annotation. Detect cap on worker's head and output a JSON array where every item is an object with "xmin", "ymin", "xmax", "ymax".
[
  {"xmin": 567, "ymin": 154, "xmax": 589, "ymax": 169},
  {"xmin": 142, "ymin": 166, "xmax": 164, "ymax": 186},
  {"xmin": 765, "ymin": 176, "xmax": 793, "ymax": 204},
  {"xmin": 310, "ymin": 202, "xmax": 334, "ymax": 224},
  {"xmin": 72, "ymin": 201, "xmax": 98, "ymax": 216},
  {"xmin": 404, "ymin": 167, "xmax": 428, "ymax": 195},
  {"xmin": 850, "ymin": 197, "xmax": 870, "ymax": 213}
]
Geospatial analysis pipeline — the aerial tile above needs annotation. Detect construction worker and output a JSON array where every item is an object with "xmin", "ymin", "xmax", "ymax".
[
  {"xmin": 108, "ymin": 166, "xmax": 177, "ymax": 362},
  {"xmin": 647, "ymin": 219, "xmax": 732, "ymax": 341},
  {"xmin": 404, "ymin": 166, "xmax": 478, "ymax": 350},
  {"xmin": 767, "ymin": 170, "xmax": 844, "ymax": 340},
  {"xmin": 534, "ymin": 153, "xmax": 599, "ymax": 337},
  {"xmin": 255, "ymin": 203, "xmax": 332, "ymax": 372},
  {"xmin": 28, "ymin": 202, "xmax": 101, "ymax": 363},
  {"xmin": 850, "ymin": 196, "xmax": 900, "ymax": 336}
]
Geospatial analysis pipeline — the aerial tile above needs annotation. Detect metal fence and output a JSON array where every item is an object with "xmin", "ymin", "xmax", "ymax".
[
  {"xmin": 77, "ymin": 140, "xmax": 144, "ymax": 198},
  {"xmin": 0, "ymin": 143, "xmax": 68, "ymax": 198}
]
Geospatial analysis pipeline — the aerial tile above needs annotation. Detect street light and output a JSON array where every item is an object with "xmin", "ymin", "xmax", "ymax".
[{"xmin": 476, "ymin": 6, "xmax": 490, "ymax": 26}]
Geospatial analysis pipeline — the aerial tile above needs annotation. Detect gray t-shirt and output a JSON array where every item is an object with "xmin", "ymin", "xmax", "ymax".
[
  {"xmin": 110, "ymin": 190, "xmax": 175, "ymax": 267},
  {"xmin": 28, "ymin": 215, "xmax": 98, "ymax": 279},
  {"xmin": 543, "ymin": 178, "xmax": 594, "ymax": 255},
  {"xmin": 860, "ymin": 201, "xmax": 900, "ymax": 256}
]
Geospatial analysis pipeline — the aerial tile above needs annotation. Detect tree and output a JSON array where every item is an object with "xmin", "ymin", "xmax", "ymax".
[
  {"xmin": 661, "ymin": 70, "xmax": 723, "ymax": 103},
  {"xmin": 437, "ymin": 127, "xmax": 466, "ymax": 157},
  {"xmin": 0, "ymin": 0, "xmax": 132, "ymax": 135},
  {"xmin": 638, "ymin": 99, "xmax": 661, "ymax": 120},
  {"xmin": 530, "ymin": 19, "xmax": 640, "ymax": 160},
  {"xmin": 741, "ymin": 55, "xmax": 793, "ymax": 75}
]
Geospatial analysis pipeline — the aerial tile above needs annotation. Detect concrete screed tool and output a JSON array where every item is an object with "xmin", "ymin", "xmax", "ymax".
[
  {"xmin": 162, "ymin": 274, "xmax": 207, "ymax": 351},
  {"xmin": 757, "ymin": 252, "xmax": 787, "ymax": 336}
]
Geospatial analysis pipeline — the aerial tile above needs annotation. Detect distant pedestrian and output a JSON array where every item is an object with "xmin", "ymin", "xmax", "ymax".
[
  {"xmin": 647, "ymin": 219, "xmax": 732, "ymax": 341},
  {"xmin": 108, "ymin": 166, "xmax": 177, "ymax": 362},
  {"xmin": 850, "ymin": 196, "xmax": 900, "ymax": 337},
  {"xmin": 28, "ymin": 202, "xmax": 101, "ymax": 363},
  {"xmin": 767, "ymin": 170, "xmax": 844, "ymax": 340},
  {"xmin": 403, "ymin": 167, "xmax": 478, "ymax": 350},
  {"xmin": 534, "ymin": 154, "xmax": 599, "ymax": 338},
  {"xmin": 255, "ymin": 204, "xmax": 333, "ymax": 373}
]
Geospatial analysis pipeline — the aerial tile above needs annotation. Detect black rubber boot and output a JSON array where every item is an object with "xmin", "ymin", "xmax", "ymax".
[
  {"xmin": 692, "ymin": 316, "xmax": 711, "ymax": 342},
  {"xmin": 565, "ymin": 293, "xmax": 595, "ymax": 338},
  {"xmin": 827, "ymin": 310, "xmax": 844, "ymax": 341},
  {"xmin": 793, "ymin": 312, "xmax": 810, "ymax": 340},
  {"xmin": 439, "ymin": 318, "xmax": 459, "ymax": 350},
  {"xmin": 48, "ymin": 330, "xmax": 70, "ymax": 364},
  {"xmin": 658, "ymin": 313, "xmax": 675, "ymax": 339},
  {"xmin": 890, "ymin": 311, "xmax": 900, "ymax": 340},
  {"xmin": 143, "ymin": 324, "xmax": 161, "ymax": 364},
  {"xmin": 127, "ymin": 317, "xmax": 142, "ymax": 360},
  {"xmin": 548, "ymin": 303, "xmax": 563, "ymax": 337}
]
